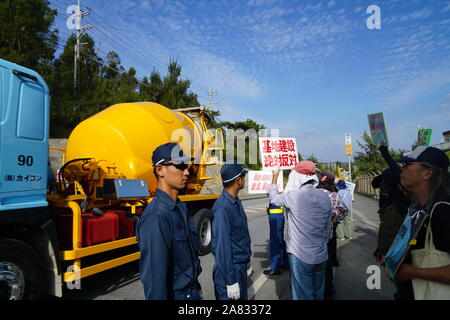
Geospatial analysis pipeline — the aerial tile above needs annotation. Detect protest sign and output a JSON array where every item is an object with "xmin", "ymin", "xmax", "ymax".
[
  {"xmin": 345, "ymin": 181, "xmax": 356, "ymax": 197},
  {"xmin": 259, "ymin": 137, "xmax": 298, "ymax": 170},
  {"xmin": 368, "ymin": 112, "xmax": 389, "ymax": 146},
  {"xmin": 384, "ymin": 208, "xmax": 428, "ymax": 279},
  {"xmin": 248, "ymin": 170, "xmax": 283, "ymax": 194},
  {"xmin": 417, "ymin": 129, "xmax": 432, "ymax": 146}
]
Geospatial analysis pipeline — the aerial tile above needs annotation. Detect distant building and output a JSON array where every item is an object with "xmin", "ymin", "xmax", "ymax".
[{"xmin": 443, "ymin": 130, "xmax": 450, "ymax": 143}]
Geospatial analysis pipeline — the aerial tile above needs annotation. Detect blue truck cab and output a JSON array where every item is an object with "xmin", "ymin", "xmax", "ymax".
[
  {"xmin": 0, "ymin": 59, "xmax": 61, "ymax": 300},
  {"xmin": 0, "ymin": 59, "xmax": 49, "ymax": 210}
]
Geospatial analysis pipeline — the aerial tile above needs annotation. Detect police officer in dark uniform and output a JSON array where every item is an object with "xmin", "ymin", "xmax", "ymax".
[
  {"xmin": 211, "ymin": 163, "xmax": 252, "ymax": 300},
  {"xmin": 137, "ymin": 143, "xmax": 202, "ymax": 300},
  {"xmin": 263, "ymin": 202, "xmax": 289, "ymax": 275}
]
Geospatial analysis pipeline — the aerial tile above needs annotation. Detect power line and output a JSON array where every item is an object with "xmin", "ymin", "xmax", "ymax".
[
  {"xmin": 54, "ymin": 42, "xmax": 152, "ymax": 89},
  {"xmin": 52, "ymin": 2, "xmax": 159, "ymax": 84},
  {"xmin": 49, "ymin": 0, "xmax": 247, "ymax": 122},
  {"xmin": 88, "ymin": 28, "xmax": 158, "ymax": 77},
  {"xmin": 79, "ymin": 3, "xmax": 218, "ymax": 104},
  {"xmin": 52, "ymin": 0, "xmax": 73, "ymax": 7},
  {"xmin": 52, "ymin": 1, "xmax": 227, "ymax": 115},
  {"xmin": 52, "ymin": 0, "xmax": 169, "ymax": 72},
  {"xmin": 85, "ymin": 12, "xmax": 168, "ymax": 72}
]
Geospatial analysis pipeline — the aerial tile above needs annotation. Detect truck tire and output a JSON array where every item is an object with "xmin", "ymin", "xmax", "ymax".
[
  {"xmin": 0, "ymin": 239, "xmax": 43, "ymax": 300},
  {"xmin": 192, "ymin": 209, "xmax": 212, "ymax": 256}
]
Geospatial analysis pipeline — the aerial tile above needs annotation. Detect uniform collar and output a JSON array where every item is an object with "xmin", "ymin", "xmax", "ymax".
[
  {"xmin": 223, "ymin": 189, "xmax": 239, "ymax": 204},
  {"xmin": 155, "ymin": 188, "xmax": 179, "ymax": 210}
]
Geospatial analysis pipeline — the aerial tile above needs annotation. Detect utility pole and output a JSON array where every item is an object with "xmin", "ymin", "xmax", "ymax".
[
  {"xmin": 73, "ymin": 0, "xmax": 92, "ymax": 95},
  {"xmin": 345, "ymin": 133, "xmax": 352, "ymax": 182},
  {"xmin": 207, "ymin": 89, "xmax": 218, "ymax": 110},
  {"xmin": 348, "ymin": 154, "xmax": 352, "ymax": 182}
]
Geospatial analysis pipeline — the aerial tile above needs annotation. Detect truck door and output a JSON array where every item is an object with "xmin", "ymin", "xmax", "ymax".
[{"xmin": 0, "ymin": 59, "xmax": 49, "ymax": 211}]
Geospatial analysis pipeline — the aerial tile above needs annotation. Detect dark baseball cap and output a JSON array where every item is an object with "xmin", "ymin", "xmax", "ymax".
[
  {"xmin": 152, "ymin": 143, "xmax": 193, "ymax": 166},
  {"xmin": 397, "ymin": 146, "xmax": 449, "ymax": 171},
  {"xmin": 220, "ymin": 163, "xmax": 248, "ymax": 183}
]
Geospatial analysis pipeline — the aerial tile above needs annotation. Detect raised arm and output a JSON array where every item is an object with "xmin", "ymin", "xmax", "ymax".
[
  {"xmin": 268, "ymin": 169, "xmax": 289, "ymax": 207},
  {"xmin": 379, "ymin": 145, "xmax": 401, "ymax": 184}
]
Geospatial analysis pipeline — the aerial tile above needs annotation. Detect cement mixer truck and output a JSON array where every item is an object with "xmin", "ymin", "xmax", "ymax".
[{"xmin": 0, "ymin": 59, "xmax": 224, "ymax": 299}]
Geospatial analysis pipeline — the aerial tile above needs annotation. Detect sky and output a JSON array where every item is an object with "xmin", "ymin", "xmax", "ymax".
[{"xmin": 49, "ymin": 0, "xmax": 450, "ymax": 163}]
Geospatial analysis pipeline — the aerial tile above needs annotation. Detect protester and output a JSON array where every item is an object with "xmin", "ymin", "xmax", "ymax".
[
  {"xmin": 372, "ymin": 169, "xmax": 410, "ymax": 257},
  {"xmin": 263, "ymin": 202, "xmax": 289, "ymax": 276},
  {"xmin": 137, "ymin": 143, "xmax": 202, "ymax": 300},
  {"xmin": 372, "ymin": 145, "xmax": 412, "ymax": 300},
  {"xmin": 336, "ymin": 179, "xmax": 353, "ymax": 240},
  {"xmin": 391, "ymin": 146, "xmax": 450, "ymax": 299},
  {"xmin": 316, "ymin": 171, "xmax": 347, "ymax": 298},
  {"xmin": 269, "ymin": 161, "xmax": 332, "ymax": 300},
  {"xmin": 211, "ymin": 163, "xmax": 252, "ymax": 300}
]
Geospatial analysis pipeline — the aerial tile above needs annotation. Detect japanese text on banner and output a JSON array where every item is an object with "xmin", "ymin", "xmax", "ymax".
[{"xmin": 259, "ymin": 137, "xmax": 298, "ymax": 170}]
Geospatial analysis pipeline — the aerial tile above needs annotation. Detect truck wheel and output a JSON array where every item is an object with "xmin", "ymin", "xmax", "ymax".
[
  {"xmin": 192, "ymin": 209, "xmax": 212, "ymax": 256},
  {"xmin": 0, "ymin": 239, "xmax": 43, "ymax": 300}
]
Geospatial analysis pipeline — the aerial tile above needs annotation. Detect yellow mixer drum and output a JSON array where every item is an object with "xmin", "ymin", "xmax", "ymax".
[{"xmin": 65, "ymin": 102, "xmax": 203, "ymax": 194}]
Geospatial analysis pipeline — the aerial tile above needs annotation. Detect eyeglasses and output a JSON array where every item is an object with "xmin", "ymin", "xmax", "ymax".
[
  {"xmin": 399, "ymin": 162, "xmax": 419, "ymax": 169},
  {"xmin": 159, "ymin": 162, "xmax": 190, "ymax": 171},
  {"xmin": 399, "ymin": 161, "xmax": 431, "ymax": 169}
]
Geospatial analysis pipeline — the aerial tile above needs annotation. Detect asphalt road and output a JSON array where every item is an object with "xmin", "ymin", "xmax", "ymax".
[{"xmin": 59, "ymin": 193, "xmax": 397, "ymax": 300}]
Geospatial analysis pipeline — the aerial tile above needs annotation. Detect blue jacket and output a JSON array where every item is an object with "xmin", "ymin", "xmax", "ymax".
[
  {"xmin": 137, "ymin": 189, "xmax": 202, "ymax": 299},
  {"xmin": 211, "ymin": 190, "xmax": 252, "ymax": 285}
]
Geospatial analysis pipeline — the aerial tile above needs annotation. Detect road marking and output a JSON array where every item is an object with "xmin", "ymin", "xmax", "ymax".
[
  {"xmin": 247, "ymin": 209, "xmax": 266, "ymax": 217},
  {"xmin": 248, "ymin": 273, "xmax": 269, "ymax": 299},
  {"xmin": 245, "ymin": 205, "xmax": 267, "ymax": 211}
]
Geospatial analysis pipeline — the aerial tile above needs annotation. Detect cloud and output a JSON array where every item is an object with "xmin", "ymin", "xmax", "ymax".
[
  {"xmin": 140, "ymin": 0, "xmax": 150, "ymax": 9},
  {"xmin": 187, "ymin": 51, "xmax": 265, "ymax": 101},
  {"xmin": 443, "ymin": 3, "xmax": 450, "ymax": 12},
  {"xmin": 380, "ymin": 66, "xmax": 450, "ymax": 109},
  {"xmin": 440, "ymin": 94, "xmax": 450, "ymax": 110},
  {"xmin": 384, "ymin": 7, "xmax": 433, "ymax": 24},
  {"xmin": 247, "ymin": 0, "xmax": 277, "ymax": 6},
  {"xmin": 367, "ymin": 16, "xmax": 450, "ymax": 106},
  {"xmin": 400, "ymin": 8, "xmax": 433, "ymax": 21}
]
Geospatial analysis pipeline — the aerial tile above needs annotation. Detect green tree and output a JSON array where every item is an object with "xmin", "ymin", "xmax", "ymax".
[
  {"xmin": 138, "ymin": 61, "xmax": 200, "ymax": 109},
  {"xmin": 160, "ymin": 61, "xmax": 199, "ymax": 108},
  {"xmin": 103, "ymin": 51, "xmax": 123, "ymax": 80},
  {"xmin": 0, "ymin": 0, "xmax": 58, "ymax": 79},
  {"xmin": 115, "ymin": 67, "xmax": 140, "ymax": 102},
  {"xmin": 353, "ymin": 131, "xmax": 405, "ymax": 177},
  {"xmin": 353, "ymin": 131, "xmax": 385, "ymax": 177},
  {"xmin": 214, "ymin": 119, "xmax": 266, "ymax": 170},
  {"xmin": 140, "ymin": 72, "xmax": 163, "ymax": 102},
  {"xmin": 49, "ymin": 33, "xmax": 103, "ymax": 137}
]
